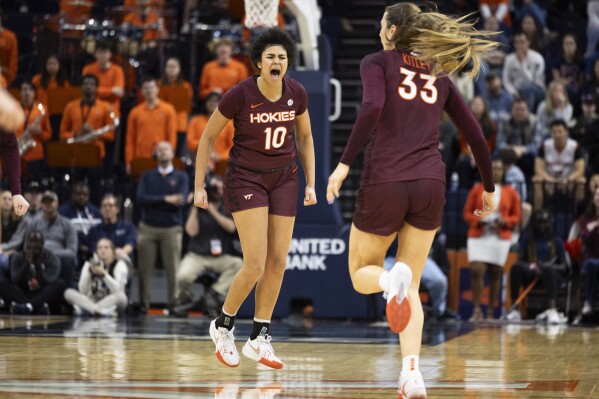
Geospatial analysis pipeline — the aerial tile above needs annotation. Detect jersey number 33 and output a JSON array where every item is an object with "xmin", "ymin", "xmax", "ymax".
[{"xmin": 397, "ymin": 67, "xmax": 438, "ymax": 104}]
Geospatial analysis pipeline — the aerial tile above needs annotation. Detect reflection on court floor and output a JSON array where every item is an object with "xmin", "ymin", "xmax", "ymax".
[{"xmin": 0, "ymin": 316, "xmax": 595, "ymax": 398}]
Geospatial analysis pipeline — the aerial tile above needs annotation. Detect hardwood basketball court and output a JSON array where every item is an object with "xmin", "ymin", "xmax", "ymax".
[{"xmin": 0, "ymin": 316, "xmax": 597, "ymax": 398}]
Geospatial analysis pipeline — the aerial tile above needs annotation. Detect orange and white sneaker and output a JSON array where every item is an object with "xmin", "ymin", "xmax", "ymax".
[
  {"xmin": 209, "ymin": 319, "xmax": 240, "ymax": 367},
  {"xmin": 386, "ymin": 262, "xmax": 413, "ymax": 334},
  {"xmin": 398, "ymin": 371, "xmax": 427, "ymax": 399},
  {"xmin": 242, "ymin": 335, "xmax": 284, "ymax": 369}
]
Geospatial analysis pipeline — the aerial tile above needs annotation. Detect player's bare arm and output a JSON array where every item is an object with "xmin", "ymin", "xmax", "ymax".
[
  {"xmin": 194, "ymin": 108, "xmax": 230, "ymax": 209},
  {"xmin": 294, "ymin": 110, "xmax": 317, "ymax": 206}
]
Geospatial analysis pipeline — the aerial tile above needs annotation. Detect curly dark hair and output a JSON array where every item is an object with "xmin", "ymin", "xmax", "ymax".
[{"xmin": 249, "ymin": 28, "xmax": 295, "ymax": 69}]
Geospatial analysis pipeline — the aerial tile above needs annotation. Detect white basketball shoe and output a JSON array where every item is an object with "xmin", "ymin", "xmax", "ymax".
[
  {"xmin": 209, "ymin": 319, "xmax": 240, "ymax": 367},
  {"xmin": 242, "ymin": 334, "xmax": 284, "ymax": 369},
  {"xmin": 398, "ymin": 370, "xmax": 427, "ymax": 399}
]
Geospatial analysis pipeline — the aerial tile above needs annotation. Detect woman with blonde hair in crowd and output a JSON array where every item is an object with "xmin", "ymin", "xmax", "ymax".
[{"xmin": 536, "ymin": 80, "xmax": 573, "ymax": 137}]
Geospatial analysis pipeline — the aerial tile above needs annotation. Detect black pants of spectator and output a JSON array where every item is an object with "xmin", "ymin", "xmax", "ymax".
[
  {"xmin": 510, "ymin": 261, "xmax": 559, "ymax": 304},
  {"xmin": 0, "ymin": 279, "xmax": 67, "ymax": 313},
  {"xmin": 55, "ymin": 253, "xmax": 77, "ymax": 288}
]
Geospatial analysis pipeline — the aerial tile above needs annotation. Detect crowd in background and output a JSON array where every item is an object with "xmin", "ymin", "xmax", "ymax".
[{"xmin": 0, "ymin": 0, "xmax": 598, "ymax": 324}]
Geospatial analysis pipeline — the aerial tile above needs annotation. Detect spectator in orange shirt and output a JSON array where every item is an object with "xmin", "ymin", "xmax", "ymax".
[
  {"xmin": 60, "ymin": 75, "xmax": 115, "ymax": 161},
  {"xmin": 198, "ymin": 37, "xmax": 249, "ymax": 99},
  {"xmin": 123, "ymin": 0, "xmax": 167, "ymax": 45},
  {"xmin": 160, "ymin": 57, "xmax": 193, "ymax": 155},
  {"xmin": 82, "ymin": 42, "xmax": 125, "ymax": 115},
  {"xmin": 186, "ymin": 92, "xmax": 233, "ymax": 174},
  {"xmin": 0, "ymin": 73, "xmax": 6, "ymax": 89},
  {"xmin": 60, "ymin": 75, "xmax": 115, "ymax": 200},
  {"xmin": 16, "ymin": 81, "xmax": 52, "ymax": 181},
  {"xmin": 32, "ymin": 55, "xmax": 70, "ymax": 109},
  {"xmin": 0, "ymin": 12, "xmax": 18, "ymax": 85},
  {"xmin": 126, "ymin": 77, "xmax": 177, "ymax": 173}
]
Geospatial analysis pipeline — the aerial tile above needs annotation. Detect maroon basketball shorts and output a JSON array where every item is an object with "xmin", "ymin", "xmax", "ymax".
[
  {"xmin": 353, "ymin": 179, "xmax": 446, "ymax": 236},
  {"xmin": 223, "ymin": 163, "xmax": 299, "ymax": 216}
]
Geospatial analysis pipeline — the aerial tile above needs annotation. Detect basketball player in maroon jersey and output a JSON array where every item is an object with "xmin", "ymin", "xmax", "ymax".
[
  {"xmin": 194, "ymin": 28, "xmax": 317, "ymax": 369},
  {"xmin": 0, "ymin": 87, "xmax": 29, "ymax": 216},
  {"xmin": 326, "ymin": 3, "xmax": 498, "ymax": 398}
]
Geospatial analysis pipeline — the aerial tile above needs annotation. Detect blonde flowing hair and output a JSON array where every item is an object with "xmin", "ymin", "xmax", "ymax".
[{"xmin": 383, "ymin": 2, "xmax": 499, "ymax": 78}]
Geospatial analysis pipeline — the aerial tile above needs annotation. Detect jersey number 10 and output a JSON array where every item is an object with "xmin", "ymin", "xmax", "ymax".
[
  {"xmin": 264, "ymin": 126, "xmax": 287, "ymax": 150},
  {"xmin": 397, "ymin": 67, "xmax": 438, "ymax": 104}
]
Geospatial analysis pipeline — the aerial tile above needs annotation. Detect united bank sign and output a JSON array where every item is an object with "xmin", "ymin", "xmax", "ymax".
[{"xmin": 286, "ymin": 238, "xmax": 347, "ymax": 271}]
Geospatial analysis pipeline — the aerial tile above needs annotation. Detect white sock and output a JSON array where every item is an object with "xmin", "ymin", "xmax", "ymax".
[
  {"xmin": 402, "ymin": 355, "xmax": 419, "ymax": 373},
  {"xmin": 254, "ymin": 317, "xmax": 270, "ymax": 323},
  {"xmin": 379, "ymin": 271, "xmax": 390, "ymax": 292}
]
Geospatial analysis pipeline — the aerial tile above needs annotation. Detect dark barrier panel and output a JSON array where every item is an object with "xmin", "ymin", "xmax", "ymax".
[{"xmin": 287, "ymin": 70, "xmax": 343, "ymax": 225}]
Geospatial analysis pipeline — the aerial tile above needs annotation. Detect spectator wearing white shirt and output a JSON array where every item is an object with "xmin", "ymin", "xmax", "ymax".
[
  {"xmin": 533, "ymin": 120, "xmax": 586, "ymax": 210},
  {"xmin": 64, "ymin": 238, "xmax": 128, "ymax": 316},
  {"xmin": 502, "ymin": 32, "xmax": 546, "ymax": 112}
]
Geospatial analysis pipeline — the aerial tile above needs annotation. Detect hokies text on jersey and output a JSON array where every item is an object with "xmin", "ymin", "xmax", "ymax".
[{"xmin": 250, "ymin": 110, "xmax": 296, "ymax": 124}]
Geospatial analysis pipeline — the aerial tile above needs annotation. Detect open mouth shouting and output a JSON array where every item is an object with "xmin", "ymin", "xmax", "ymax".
[{"xmin": 270, "ymin": 68, "xmax": 281, "ymax": 80}]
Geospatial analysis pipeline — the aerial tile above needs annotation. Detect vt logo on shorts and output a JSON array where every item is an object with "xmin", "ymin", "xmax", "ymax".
[{"xmin": 244, "ymin": 194, "xmax": 253, "ymax": 200}]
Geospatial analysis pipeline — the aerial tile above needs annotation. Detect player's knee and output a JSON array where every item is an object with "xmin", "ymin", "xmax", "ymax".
[
  {"xmin": 265, "ymin": 255, "xmax": 287, "ymax": 274},
  {"xmin": 241, "ymin": 260, "xmax": 266, "ymax": 281},
  {"xmin": 349, "ymin": 273, "xmax": 368, "ymax": 294}
]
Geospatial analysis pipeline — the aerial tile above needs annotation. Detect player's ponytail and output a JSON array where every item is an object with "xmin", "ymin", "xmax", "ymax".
[{"xmin": 384, "ymin": 2, "xmax": 498, "ymax": 78}]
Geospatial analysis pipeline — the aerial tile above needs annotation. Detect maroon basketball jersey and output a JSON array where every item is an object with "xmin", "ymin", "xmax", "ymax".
[
  {"xmin": 218, "ymin": 76, "xmax": 308, "ymax": 170},
  {"xmin": 341, "ymin": 49, "xmax": 493, "ymax": 192}
]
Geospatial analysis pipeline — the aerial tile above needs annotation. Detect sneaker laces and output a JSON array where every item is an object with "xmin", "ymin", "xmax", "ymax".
[
  {"xmin": 217, "ymin": 327, "xmax": 236, "ymax": 352},
  {"xmin": 256, "ymin": 334, "xmax": 276, "ymax": 357}
]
